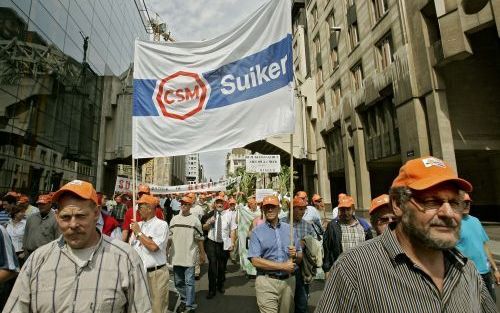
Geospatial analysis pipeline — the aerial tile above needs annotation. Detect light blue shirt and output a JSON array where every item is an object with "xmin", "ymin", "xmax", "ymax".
[
  {"xmin": 248, "ymin": 220, "xmax": 301, "ymax": 275},
  {"xmin": 171, "ymin": 198, "xmax": 180, "ymax": 212},
  {"xmin": 456, "ymin": 215, "xmax": 490, "ymax": 274}
]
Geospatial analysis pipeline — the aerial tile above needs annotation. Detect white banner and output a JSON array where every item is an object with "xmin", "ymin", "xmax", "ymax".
[
  {"xmin": 150, "ymin": 177, "xmax": 241, "ymax": 194},
  {"xmin": 132, "ymin": 0, "xmax": 294, "ymax": 158},
  {"xmin": 246, "ymin": 155, "xmax": 281, "ymax": 173},
  {"xmin": 255, "ymin": 189, "xmax": 276, "ymax": 202}
]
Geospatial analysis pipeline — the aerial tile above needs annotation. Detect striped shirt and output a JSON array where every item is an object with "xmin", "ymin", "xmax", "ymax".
[
  {"xmin": 3, "ymin": 232, "xmax": 152, "ymax": 313},
  {"xmin": 315, "ymin": 229, "xmax": 497, "ymax": 313}
]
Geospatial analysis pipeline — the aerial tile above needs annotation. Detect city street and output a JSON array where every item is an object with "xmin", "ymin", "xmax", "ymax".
[{"xmin": 166, "ymin": 263, "xmax": 326, "ymax": 313}]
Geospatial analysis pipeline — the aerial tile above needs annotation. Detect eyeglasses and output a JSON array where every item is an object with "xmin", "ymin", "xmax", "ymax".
[
  {"xmin": 377, "ymin": 216, "xmax": 395, "ymax": 225},
  {"xmin": 409, "ymin": 197, "xmax": 465, "ymax": 213}
]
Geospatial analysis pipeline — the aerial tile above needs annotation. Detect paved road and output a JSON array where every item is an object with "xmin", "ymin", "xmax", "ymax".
[{"xmin": 166, "ymin": 263, "xmax": 326, "ymax": 313}]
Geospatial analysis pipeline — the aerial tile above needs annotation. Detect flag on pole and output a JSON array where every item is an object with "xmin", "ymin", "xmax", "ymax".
[{"xmin": 132, "ymin": 0, "xmax": 294, "ymax": 158}]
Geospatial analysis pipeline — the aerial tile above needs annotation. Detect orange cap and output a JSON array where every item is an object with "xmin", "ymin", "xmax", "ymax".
[
  {"xmin": 293, "ymin": 196, "xmax": 308, "ymax": 207},
  {"xmin": 180, "ymin": 196, "xmax": 194, "ymax": 204},
  {"xmin": 338, "ymin": 193, "xmax": 347, "ymax": 201},
  {"xmin": 138, "ymin": 184, "xmax": 150, "ymax": 194},
  {"xmin": 36, "ymin": 194, "xmax": 52, "ymax": 205},
  {"xmin": 6, "ymin": 191, "xmax": 20, "ymax": 199},
  {"xmin": 17, "ymin": 195, "xmax": 30, "ymax": 204},
  {"xmin": 262, "ymin": 196, "xmax": 279, "ymax": 207},
  {"xmin": 187, "ymin": 193, "xmax": 196, "ymax": 200},
  {"xmin": 338, "ymin": 195, "xmax": 354, "ymax": 208},
  {"xmin": 369, "ymin": 194, "xmax": 390, "ymax": 215},
  {"xmin": 312, "ymin": 194, "xmax": 322, "ymax": 202},
  {"xmin": 296, "ymin": 191, "xmax": 308, "ymax": 200},
  {"xmin": 52, "ymin": 180, "xmax": 98, "ymax": 204},
  {"xmin": 464, "ymin": 193, "xmax": 472, "ymax": 202},
  {"xmin": 228, "ymin": 198, "xmax": 237, "ymax": 205},
  {"xmin": 391, "ymin": 157, "xmax": 472, "ymax": 192},
  {"xmin": 137, "ymin": 194, "xmax": 159, "ymax": 206}
]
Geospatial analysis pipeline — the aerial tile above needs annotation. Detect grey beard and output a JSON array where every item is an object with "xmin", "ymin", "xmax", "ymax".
[{"xmin": 401, "ymin": 206, "xmax": 459, "ymax": 250}]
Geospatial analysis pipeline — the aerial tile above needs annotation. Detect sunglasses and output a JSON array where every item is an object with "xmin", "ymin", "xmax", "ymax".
[{"xmin": 377, "ymin": 216, "xmax": 395, "ymax": 225}]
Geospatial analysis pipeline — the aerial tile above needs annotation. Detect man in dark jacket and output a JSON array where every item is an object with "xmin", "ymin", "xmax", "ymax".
[{"xmin": 322, "ymin": 195, "xmax": 373, "ymax": 277}]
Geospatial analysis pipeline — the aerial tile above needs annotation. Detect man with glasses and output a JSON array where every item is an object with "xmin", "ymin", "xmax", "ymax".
[
  {"xmin": 456, "ymin": 193, "xmax": 500, "ymax": 302},
  {"xmin": 249, "ymin": 195, "xmax": 301, "ymax": 313},
  {"xmin": 316, "ymin": 157, "xmax": 497, "ymax": 313},
  {"xmin": 369, "ymin": 194, "xmax": 397, "ymax": 236},
  {"xmin": 322, "ymin": 195, "xmax": 373, "ymax": 278}
]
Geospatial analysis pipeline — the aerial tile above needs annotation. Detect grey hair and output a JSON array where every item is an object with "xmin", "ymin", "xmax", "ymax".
[{"xmin": 389, "ymin": 186, "xmax": 412, "ymax": 208}]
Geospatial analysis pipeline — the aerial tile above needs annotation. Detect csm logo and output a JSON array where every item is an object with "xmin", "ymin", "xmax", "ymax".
[{"xmin": 153, "ymin": 71, "xmax": 209, "ymax": 120}]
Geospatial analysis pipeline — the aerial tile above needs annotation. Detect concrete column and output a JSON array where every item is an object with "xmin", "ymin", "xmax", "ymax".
[
  {"xmin": 396, "ymin": 97, "xmax": 431, "ymax": 162},
  {"xmin": 316, "ymin": 146, "xmax": 332, "ymax": 208},
  {"xmin": 424, "ymin": 91, "xmax": 457, "ymax": 170},
  {"xmin": 351, "ymin": 128, "xmax": 372, "ymax": 211},
  {"xmin": 343, "ymin": 140, "xmax": 357, "ymax": 205}
]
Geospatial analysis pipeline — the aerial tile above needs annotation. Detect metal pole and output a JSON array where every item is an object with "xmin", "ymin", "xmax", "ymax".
[
  {"xmin": 132, "ymin": 158, "xmax": 136, "ymax": 221},
  {"xmin": 289, "ymin": 133, "xmax": 294, "ymax": 245}
]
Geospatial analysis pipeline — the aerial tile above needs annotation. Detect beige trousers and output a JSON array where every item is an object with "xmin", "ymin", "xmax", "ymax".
[
  {"xmin": 255, "ymin": 275, "xmax": 295, "ymax": 313},
  {"xmin": 147, "ymin": 265, "xmax": 170, "ymax": 313}
]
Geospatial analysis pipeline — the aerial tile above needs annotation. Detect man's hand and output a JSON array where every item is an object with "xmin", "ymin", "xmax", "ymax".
[
  {"xmin": 494, "ymin": 270, "xmax": 500, "ymax": 285},
  {"xmin": 130, "ymin": 221, "xmax": 141, "ymax": 235},
  {"xmin": 228, "ymin": 245, "xmax": 234, "ymax": 252},
  {"xmin": 281, "ymin": 260, "xmax": 295, "ymax": 273},
  {"xmin": 199, "ymin": 253, "xmax": 206, "ymax": 265},
  {"xmin": 288, "ymin": 246, "xmax": 297, "ymax": 259}
]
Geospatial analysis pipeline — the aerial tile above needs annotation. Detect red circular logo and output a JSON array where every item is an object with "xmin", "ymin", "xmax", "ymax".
[{"xmin": 153, "ymin": 71, "xmax": 208, "ymax": 120}]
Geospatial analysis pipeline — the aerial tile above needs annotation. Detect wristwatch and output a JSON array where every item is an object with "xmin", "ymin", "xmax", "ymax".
[{"xmin": 137, "ymin": 232, "xmax": 143, "ymax": 239}]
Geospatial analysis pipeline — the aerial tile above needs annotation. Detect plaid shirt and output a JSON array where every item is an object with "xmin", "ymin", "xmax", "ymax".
[
  {"xmin": 281, "ymin": 217, "xmax": 316, "ymax": 240},
  {"xmin": 340, "ymin": 221, "xmax": 366, "ymax": 252}
]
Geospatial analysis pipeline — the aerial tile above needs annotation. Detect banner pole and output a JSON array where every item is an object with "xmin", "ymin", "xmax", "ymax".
[
  {"xmin": 289, "ymin": 133, "xmax": 294, "ymax": 246},
  {"xmin": 132, "ymin": 157, "xmax": 137, "ymax": 221}
]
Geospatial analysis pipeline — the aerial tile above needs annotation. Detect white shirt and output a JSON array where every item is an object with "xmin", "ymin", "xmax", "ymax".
[
  {"xmin": 131, "ymin": 216, "xmax": 169, "ymax": 269},
  {"xmin": 303, "ymin": 205, "xmax": 321, "ymax": 223},
  {"xmin": 207, "ymin": 210, "xmax": 237, "ymax": 250},
  {"xmin": 6, "ymin": 219, "xmax": 26, "ymax": 252},
  {"xmin": 191, "ymin": 204, "xmax": 205, "ymax": 221}
]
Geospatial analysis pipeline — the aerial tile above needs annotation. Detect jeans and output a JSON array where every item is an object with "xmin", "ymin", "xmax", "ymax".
[
  {"xmin": 173, "ymin": 266, "xmax": 197, "ymax": 309},
  {"xmin": 294, "ymin": 270, "xmax": 308, "ymax": 313}
]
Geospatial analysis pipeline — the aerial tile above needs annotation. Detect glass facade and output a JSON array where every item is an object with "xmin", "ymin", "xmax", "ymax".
[{"xmin": 0, "ymin": 0, "xmax": 147, "ymax": 197}]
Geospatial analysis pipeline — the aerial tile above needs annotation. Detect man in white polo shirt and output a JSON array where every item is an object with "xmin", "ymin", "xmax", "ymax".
[{"xmin": 131, "ymin": 194, "xmax": 170, "ymax": 313}]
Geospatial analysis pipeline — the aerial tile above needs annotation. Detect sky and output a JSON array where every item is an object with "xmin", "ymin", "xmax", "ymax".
[{"xmin": 147, "ymin": 0, "xmax": 269, "ymax": 181}]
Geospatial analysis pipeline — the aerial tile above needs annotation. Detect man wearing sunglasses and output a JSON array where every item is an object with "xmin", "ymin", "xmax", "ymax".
[{"xmin": 316, "ymin": 156, "xmax": 496, "ymax": 312}]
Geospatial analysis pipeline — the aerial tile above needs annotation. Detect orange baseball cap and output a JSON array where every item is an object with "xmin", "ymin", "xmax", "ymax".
[
  {"xmin": 293, "ymin": 196, "xmax": 308, "ymax": 207},
  {"xmin": 338, "ymin": 195, "xmax": 354, "ymax": 208},
  {"xmin": 36, "ymin": 194, "xmax": 52, "ymax": 205},
  {"xmin": 262, "ymin": 196, "xmax": 279, "ymax": 207},
  {"xmin": 338, "ymin": 193, "xmax": 347, "ymax": 201},
  {"xmin": 137, "ymin": 194, "xmax": 159, "ymax": 206},
  {"xmin": 391, "ymin": 157, "xmax": 472, "ymax": 192},
  {"xmin": 6, "ymin": 191, "xmax": 20, "ymax": 199},
  {"xmin": 187, "ymin": 193, "xmax": 196, "ymax": 200},
  {"xmin": 138, "ymin": 184, "xmax": 150, "ymax": 194},
  {"xmin": 296, "ymin": 191, "xmax": 308, "ymax": 199},
  {"xmin": 52, "ymin": 180, "xmax": 98, "ymax": 204},
  {"xmin": 17, "ymin": 195, "xmax": 30, "ymax": 205},
  {"xmin": 312, "ymin": 194, "xmax": 322, "ymax": 202},
  {"xmin": 228, "ymin": 198, "xmax": 237, "ymax": 205},
  {"xmin": 369, "ymin": 194, "xmax": 390, "ymax": 215},
  {"xmin": 464, "ymin": 193, "xmax": 472, "ymax": 202},
  {"xmin": 180, "ymin": 196, "xmax": 194, "ymax": 204}
]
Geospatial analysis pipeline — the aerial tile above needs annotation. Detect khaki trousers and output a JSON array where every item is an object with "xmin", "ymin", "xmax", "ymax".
[
  {"xmin": 147, "ymin": 265, "xmax": 170, "ymax": 313},
  {"xmin": 255, "ymin": 275, "xmax": 295, "ymax": 313}
]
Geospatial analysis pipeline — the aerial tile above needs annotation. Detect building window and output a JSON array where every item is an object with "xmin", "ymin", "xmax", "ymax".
[
  {"xmin": 318, "ymin": 97, "xmax": 325, "ymax": 119},
  {"xmin": 370, "ymin": 0, "xmax": 389, "ymax": 22},
  {"xmin": 375, "ymin": 33, "xmax": 394, "ymax": 71},
  {"xmin": 350, "ymin": 62, "xmax": 364, "ymax": 91},
  {"xmin": 348, "ymin": 22, "xmax": 360, "ymax": 50},
  {"xmin": 314, "ymin": 35, "xmax": 323, "ymax": 86},
  {"xmin": 328, "ymin": 9, "xmax": 339, "ymax": 69},
  {"xmin": 331, "ymin": 83, "xmax": 342, "ymax": 108}
]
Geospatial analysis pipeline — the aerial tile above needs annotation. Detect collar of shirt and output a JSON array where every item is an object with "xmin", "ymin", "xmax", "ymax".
[
  {"xmin": 265, "ymin": 220, "xmax": 281, "ymax": 229},
  {"xmin": 380, "ymin": 228, "xmax": 467, "ymax": 269},
  {"xmin": 57, "ymin": 228, "xmax": 104, "ymax": 268}
]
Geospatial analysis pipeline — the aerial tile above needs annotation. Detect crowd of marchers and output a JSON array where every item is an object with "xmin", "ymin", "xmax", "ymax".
[{"xmin": 0, "ymin": 156, "xmax": 498, "ymax": 313}]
